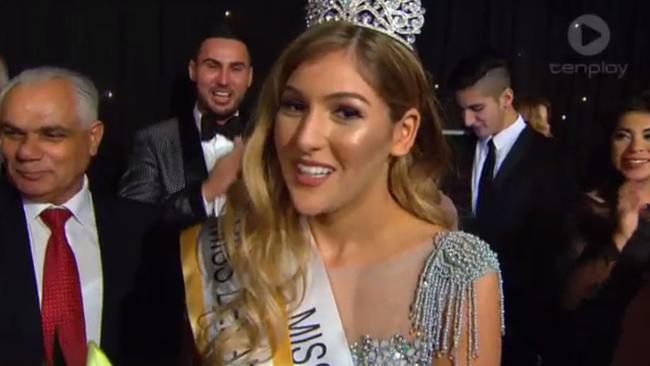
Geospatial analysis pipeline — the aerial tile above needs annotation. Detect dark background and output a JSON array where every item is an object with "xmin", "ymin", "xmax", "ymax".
[{"xmin": 2, "ymin": 0, "xmax": 650, "ymax": 192}]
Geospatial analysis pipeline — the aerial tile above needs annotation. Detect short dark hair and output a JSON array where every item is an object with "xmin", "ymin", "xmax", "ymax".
[
  {"xmin": 618, "ymin": 90, "xmax": 650, "ymax": 118},
  {"xmin": 192, "ymin": 22, "xmax": 251, "ymax": 62},
  {"xmin": 448, "ymin": 53, "xmax": 510, "ymax": 92}
]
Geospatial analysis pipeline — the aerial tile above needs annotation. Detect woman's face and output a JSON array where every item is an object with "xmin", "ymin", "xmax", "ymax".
[
  {"xmin": 273, "ymin": 50, "xmax": 407, "ymax": 216},
  {"xmin": 537, "ymin": 104, "xmax": 549, "ymax": 125},
  {"xmin": 536, "ymin": 105, "xmax": 551, "ymax": 136},
  {"xmin": 612, "ymin": 111, "xmax": 650, "ymax": 182}
]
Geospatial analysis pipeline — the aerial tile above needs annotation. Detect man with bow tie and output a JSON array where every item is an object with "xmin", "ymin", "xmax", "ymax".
[{"xmin": 119, "ymin": 22, "xmax": 252, "ymax": 226}]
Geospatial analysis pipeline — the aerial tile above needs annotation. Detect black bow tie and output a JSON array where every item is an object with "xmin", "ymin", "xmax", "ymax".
[{"xmin": 200, "ymin": 114, "xmax": 243, "ymax": 141}]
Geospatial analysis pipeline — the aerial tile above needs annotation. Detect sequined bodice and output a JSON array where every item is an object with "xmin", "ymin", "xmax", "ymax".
[
  {"xmin": 344, "ymin": 231, "xmax": 502, "ymax": 366},
  {"xmin": 350, "ymin": 334, "xmax": 430, "ymax": 366}
]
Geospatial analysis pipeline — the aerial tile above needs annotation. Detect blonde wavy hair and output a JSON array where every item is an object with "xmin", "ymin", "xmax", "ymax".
[{"xmin": 208, "ymin": 21, "xmax": 451, "ymax": 364}]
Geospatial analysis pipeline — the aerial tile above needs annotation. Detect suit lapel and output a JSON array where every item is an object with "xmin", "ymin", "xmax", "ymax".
[
  {"xmin": 461, "ymin": 135, "xmax": 478, "ymax": 211},
  {"xmin": 447, "ymin": 133, "xmax": 476, "ymax": 217},
  {"xmin": 492, "ymin": 127, "xmax": 533, "ymax": 191},
  {"xmin": 177, "ymin": 108, "xmax": 208, "ymax": 187},
  {"xmin": 0, "ymin": 181, "xmax": 44, "ymax": 362},
  {"xmin": 92, "ymin": 192, "xmax": 124, "ymax": 357}
]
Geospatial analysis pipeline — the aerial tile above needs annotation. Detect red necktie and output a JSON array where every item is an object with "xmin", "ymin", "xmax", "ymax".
[{"xmin": 40, "ymin": 208, "xmax": 87, "ymax": 366}]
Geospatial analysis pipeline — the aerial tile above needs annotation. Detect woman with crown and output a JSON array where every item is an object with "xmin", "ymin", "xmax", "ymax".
[{"xmin": 179, "ymin": 1, "xmax": 503, "ymax": 365}]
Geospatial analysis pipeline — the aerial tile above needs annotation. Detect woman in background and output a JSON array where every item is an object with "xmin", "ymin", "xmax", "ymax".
[
  {"xmin": 517, "ymin": 96, "xmax": 553, "ymax": 138},
  {"xmin": 555, "ymin": 92, "xmax": 650, "ymax": 366}
]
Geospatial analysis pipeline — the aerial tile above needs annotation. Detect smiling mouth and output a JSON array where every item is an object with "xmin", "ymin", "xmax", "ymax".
[
  {"xmin": 293, "ymin": 163, "xmax": 335, "ymax": 187},
  {"xmin": 297, "ymin": 163, "xmax": 334, "ymax": 177},
  {"xmin": 16, "ymin": 170, "xmax": 47, "ymax": 180},
  {"xmin": 622, "ymin": 158, "xmax": 650, "ymax": 168},
  {"xmin": 211, "ymin": 90, "xmax": 232, "ymax": 99}
]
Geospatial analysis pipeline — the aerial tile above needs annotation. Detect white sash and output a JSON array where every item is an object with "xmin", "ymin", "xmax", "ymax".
[
  {"xmin": 181, "ymin": 218, "xmax": 355, "ymax": 365},
  {"xmin": 286, "ymin": 246, "xmax": 355, "ymax": 366}
]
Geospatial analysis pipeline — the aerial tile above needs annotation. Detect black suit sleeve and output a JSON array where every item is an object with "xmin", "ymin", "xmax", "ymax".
[
  {"xmin": 120, "ymin": 219, "xmax": 195, "ymax": 365},
  {"xmin": 119, "ymin": 128, "xmax": 163, "ymax": 204},
  {"xmin": 163, "ymin": 180, "xmax": 208, "ymax": 227},
  {"xmin": 118, "ymin": 127, "xmax": 207, "ymax": 227}
]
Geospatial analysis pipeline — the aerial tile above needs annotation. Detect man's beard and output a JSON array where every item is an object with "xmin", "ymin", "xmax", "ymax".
[
  {"xmin": 199, "ymin": 97, "xmax": 241, "ymax": 120},
  {"xmin": 211, "ymin": 105, "xmax": 238, "ymax": 120}
]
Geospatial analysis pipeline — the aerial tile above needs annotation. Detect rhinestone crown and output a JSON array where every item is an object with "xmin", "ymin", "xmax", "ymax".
[{"xmin": 306, "ymin": 0, "xmax": 426, "ymax": 50}]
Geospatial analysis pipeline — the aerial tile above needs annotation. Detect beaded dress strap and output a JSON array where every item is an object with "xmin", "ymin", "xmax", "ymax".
[{"xmin": 410, "ymin": 231, "xmax": 503, "ymax": 366}]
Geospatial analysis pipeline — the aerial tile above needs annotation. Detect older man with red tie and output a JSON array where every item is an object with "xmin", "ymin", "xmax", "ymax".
[{"xmin": 0, "ymin": 66, "xmax": 188, "ymax": 365}]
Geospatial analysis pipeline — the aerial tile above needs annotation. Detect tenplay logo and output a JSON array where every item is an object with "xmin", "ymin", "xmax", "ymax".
[
  {"xmin": 549, "ymin": 14, "xmax": 628, "ymax": 79},
  {"xmin": 567, "ymin": 14, "xmax": 610, "ymax": 56}
]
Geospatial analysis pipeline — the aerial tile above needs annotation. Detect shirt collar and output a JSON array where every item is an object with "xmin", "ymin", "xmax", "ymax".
[
  {"xmin": 23, "ymin": 175, "xmax": 93, "ymax": 227},
  {"xmin": 485, "ymin": 114, "xmax": 526, "ymax": 150}
]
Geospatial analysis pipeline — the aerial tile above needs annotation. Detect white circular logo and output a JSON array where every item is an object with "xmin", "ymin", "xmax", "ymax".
[{"xmin": 567, "ymin": 14, "xmax": 610, "ymax": 56}]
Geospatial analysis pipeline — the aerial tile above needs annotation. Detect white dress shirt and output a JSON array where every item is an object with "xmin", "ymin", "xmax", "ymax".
[
  {"xmin": 193, "ymin": 105, "xmax": 234, "ymax": 216},
  {"xmin": 471, "ymin": 115, "xmax": 527, "ymax": 214},
  {"xmin": 23, "ymin": 176, "xmax": 103, "ymax": 344}
]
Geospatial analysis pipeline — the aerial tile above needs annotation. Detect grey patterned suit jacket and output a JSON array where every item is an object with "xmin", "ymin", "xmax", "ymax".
[{"xmin": 119, "ymin": 108, "xmax": 208, "ymax": 227}]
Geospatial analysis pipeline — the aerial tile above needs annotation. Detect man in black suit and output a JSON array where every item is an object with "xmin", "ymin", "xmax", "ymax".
[
  {"xmin": 118, "ymin": 22, "xmax": 251, "ymax": 226},
  {"xmin": 447, "ymin": 55, "xmax": 565, "ymax": 365},
  {"xmin": 448, "ymin": 56, "xmax": 557, "ymax": 248},
  {"xmin": 0, "ymin": 67, "xmax": 187, "ymax": 365}
]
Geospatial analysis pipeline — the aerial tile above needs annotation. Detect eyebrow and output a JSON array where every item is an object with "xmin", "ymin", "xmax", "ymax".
[
  {"xmin": 202, "ymin": 58, "xmax": 248, "ymax": 67},
  {"xmin": 283, "ymin": 85, "xmax": 371, "ymax": 105},
  {"xmin": 0, "ymin": 121, "xmax": 71, "ymax": 132},
  {"xmin": 615, "ymin": 127, "xmax": 650, "ymax": 133},
  {"xmin": 0, "ymin": 121, "xmax": 21, "ymax": 130}
]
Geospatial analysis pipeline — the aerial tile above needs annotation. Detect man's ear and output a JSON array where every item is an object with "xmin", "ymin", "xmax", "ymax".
[
  {"xmin": 88, "ymin": 120, "xmax": 104, "ymax": 157},
  {"xmin": 501, "ymin": 87, "xmax": 514, "ymax": 109},
  {"xmin": 188, "ymin": 60, "xmax": 197, "ymax": 82},
  {"xmin": 391, "ymin": 108, "xmax": 421, "ymax": 157}
]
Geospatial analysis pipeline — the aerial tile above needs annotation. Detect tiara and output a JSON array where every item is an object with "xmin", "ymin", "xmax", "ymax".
[{"xmin": 306, "ymin": 0, "xmax": 425, "ymax": 50}]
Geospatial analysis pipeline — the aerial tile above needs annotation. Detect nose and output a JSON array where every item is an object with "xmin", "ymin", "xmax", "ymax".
[
  {"xmin": 294, "ymin": 110, "xmax": 327, "ymax": 152},
  {"xmin": 216, "ymin": 69, "xmax": 229, "ymax": 86},
  {"xmin": 16, "ymin": 135, "xmax": 42, "ymax": 162},
  {"xmin": 463, "ymin": 110, "xmax": 476, "ymax": 127},
  {"xmin": 629, "ymin": 135, "xmax": 646, "ymax": 152}
]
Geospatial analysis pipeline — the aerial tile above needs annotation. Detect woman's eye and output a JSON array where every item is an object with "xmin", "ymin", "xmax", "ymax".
[
  {"xmin": 334, "ymin": 106, "xmax": 362, "ymax": 120},
  {"xmin": 613, "ymin": 131, "xmax": 630, "ymax": 141},
  {"xmin": 279, "ymin": 100, "xmax": 306, "ymax": 113}
]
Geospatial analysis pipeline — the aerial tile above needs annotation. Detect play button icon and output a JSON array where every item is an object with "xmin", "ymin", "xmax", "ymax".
[{"xmin": 568, "ymin": 14, "xmax": 610, "ymax": 56}]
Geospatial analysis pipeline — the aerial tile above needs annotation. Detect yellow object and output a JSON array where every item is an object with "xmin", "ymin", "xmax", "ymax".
[
  {"xmin": 180, "ymin": 224, "xmax": 294, "ymax": 365},
  {"xmin": 271, "ymin": 296, "xmax": 293, "ymax": 365},
  {"xmin": 180, "ymin": 224, "xmax": 207, "ymax": 351},
  {"xmin": 86, "ymin": 342, "xmax": 112, "ymax": 366}
]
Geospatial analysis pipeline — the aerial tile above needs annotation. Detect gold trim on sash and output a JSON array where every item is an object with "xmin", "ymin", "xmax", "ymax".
[
  {"xmin": 180, "ymin": 224, "xmax": 208, "ymax": 353},
  {"xmin": 179, "ymin": 222, "xmax": 300, "ymax": 364},
  {"xmin": 271, "ymin": 295, "xmax": 293, "ymax": 365}
]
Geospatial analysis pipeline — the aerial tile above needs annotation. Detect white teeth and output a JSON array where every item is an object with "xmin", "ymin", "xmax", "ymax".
[
  {"xmin": 628, "ymin": 159, "xmax": 648, "ymax": 164},
  {"xmin": 213, "ymin": 91, "xmax": 230, "ymax": 97},
  {"xmin": 297, "ymin": 164, "xmax": 333, "ymax": 177}
]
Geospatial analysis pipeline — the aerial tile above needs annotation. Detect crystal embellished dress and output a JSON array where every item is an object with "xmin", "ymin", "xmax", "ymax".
[{"xmin": 328, "ymin": 231, "xmax": 502, "ymax": 366}]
